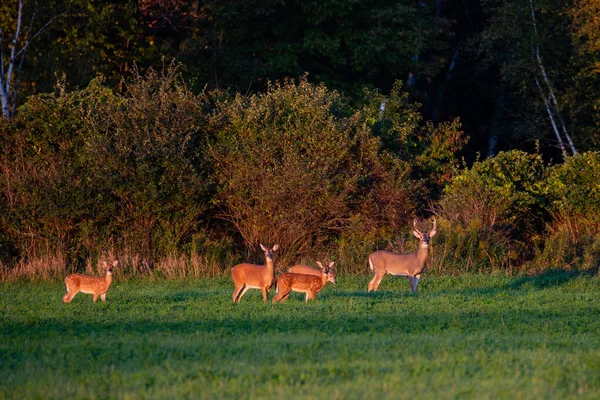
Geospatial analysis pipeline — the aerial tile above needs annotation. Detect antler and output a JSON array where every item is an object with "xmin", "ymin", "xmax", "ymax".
[{"xmin": 413, "ymin": 219, "xmax": 421, "ymax": 233}]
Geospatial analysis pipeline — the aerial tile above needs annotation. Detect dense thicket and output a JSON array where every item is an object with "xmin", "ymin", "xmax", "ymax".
[
  {"xmin": 1, "ymin": 70, "xmax": 599, "ymax": 279},
  {"xmin": 0, "ymin": 70, "xmax": 466, "ymax": 277},
  {"xmin": 1, "ymin": 1, "xmax": 599, "ymax": 279}
]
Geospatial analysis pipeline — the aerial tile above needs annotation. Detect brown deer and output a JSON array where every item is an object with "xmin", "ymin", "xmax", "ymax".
[
  {"xmin": 273, "ymin": 261, "xmax": 336, "ymax": 303},
  {"xmin": 288, "ymin": 261, "xmax": 336, "ymax": 277},
  {"xmin": 63, "ymin": 260, "xmax": 119, "ymax": 303},
  {"xmin": 367, "ymin": 218, "xmax": 437, "ymax": 293},
  {"xmin": 231, "ymin": 244, "xmax": 279, "ymax": 303}
]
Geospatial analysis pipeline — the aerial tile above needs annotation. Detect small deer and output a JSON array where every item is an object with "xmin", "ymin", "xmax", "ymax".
[
  {"xmin": 231, "ymin": 244, "xmax": 279, "ymax": 303},
  {"xmin": 367, "ymin": 218, "xmax": 437, "ymax": 293},
  {"xmin": 63, "ymin": 260, "xmax": 119, "ymax": 303},
  {"xmin": 273, "ymin": 261, "xmax": 337, "ymax": 303}
]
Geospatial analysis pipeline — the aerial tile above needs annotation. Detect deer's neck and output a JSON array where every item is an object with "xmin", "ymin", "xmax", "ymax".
[
  {"xmin": 105, "ymin": 273, "xmax": 113, "ymax": 287},
  {"xmin": 320, "ymin": 272, "xmax": 328, "ymax": 287},
  {"xmin": 416, "ymin": 243, "xmax": 429, "ymax": 266},
  {"xmin": 265, "ymin": 258, "xmax": 275, "ymax": 279}
]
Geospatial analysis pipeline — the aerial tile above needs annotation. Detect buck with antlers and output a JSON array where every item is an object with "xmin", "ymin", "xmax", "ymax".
[
  {"xmin": 273, "ymin": 261, "xmax": 336, "ymax": 303},
  {"xmin": 231, "ymin": 244, "xmax": 279, "ymax": 303},
  {"xmin": 367, "ymin": 218, "xmax": 437, "ymax": 293}
]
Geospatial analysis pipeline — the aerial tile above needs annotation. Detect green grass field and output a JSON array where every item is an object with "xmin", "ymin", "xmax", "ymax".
[{"xmin": 1, "ymin": 272, "xmax": 599, "ymax": 399}]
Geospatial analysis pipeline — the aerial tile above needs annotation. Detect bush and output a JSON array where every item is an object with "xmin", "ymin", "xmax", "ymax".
[
  {"xmin": 80, "ymin": 65, "xmax": 212, "ymax": 257},
  {"xmin": 0, "ymin": 65, "xmax": 213, "ymax": 276},
  {"xmin": 434, "ymin": 150, "xmax": 549, "ymax": 273},
  {"xmin": 533, "ymin": 152, "xmax": 600, "ymax": 273},
  {"xmin": 208, "ymin": 77, "xmax": 416, "ymax": 266}
]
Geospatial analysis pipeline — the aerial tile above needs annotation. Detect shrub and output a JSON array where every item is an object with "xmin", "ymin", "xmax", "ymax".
[
  {"xmin": 208, "ymin": 77, "xmax": 415, "ymax": 266},
  {"xmin": 80, "ymin": 65, "xmax": 213, "ymax": 258},
  {"xmin": 434, "ymin": 150, "xmax": 549, "ymax": 273},
  {"xmin": 0, "ymin": 65, "xmax": 213, "ymax": 277},
  {"xmin": 533, "ymin": 152, "xmax": 600, "ymax": 272},
  {"xmin": 368, "ymin": 82, "xmax": 467, "ymax": 201}
]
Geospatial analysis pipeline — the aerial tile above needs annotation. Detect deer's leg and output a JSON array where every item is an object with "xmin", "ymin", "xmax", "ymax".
[
  {"xmin": 93, "ymin": 292, "xmax": 99, "ymax": 302},
  {"xmin": 272, "ymin": 292, "xmax": 283, "ymax": 303},
  {"xmin": 63, "ymin": 290, "xmax": 76, "ymax": 303},
  {"xmin": 368, "ymin": 272, "xmax": 385, "ymax": 292},
  {"xmin": 101, "ymin": 293, "xmax": 107, "ymax": 302},
  {"xmin": 261, "ymin": 287, "xmax": 268, "ymax": 302},
  {"xmin": 412, "ymin": 274, "xmax": 421, "ymax": 293},
  {"xmin": 232, "ymin": 284, "xmax": 244, "ymax": 302},
  {"xmin": 272, "ymin": 289, "xmax": 289, "ymax": 303},
  {"xmin": 237, "ymin": 285, "xmax": 251, "ymax": 302}
]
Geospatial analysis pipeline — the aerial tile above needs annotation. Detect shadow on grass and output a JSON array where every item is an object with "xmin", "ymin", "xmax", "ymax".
[
  {"xmin": 506, "ymin": 269, "xmax": 587, "ymax": 291},
  {"xmin": 329, "ymin": 290, "xmax": 413, "ymax": 299}
]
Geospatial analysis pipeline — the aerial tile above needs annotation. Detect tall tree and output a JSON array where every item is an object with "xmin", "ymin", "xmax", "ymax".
[
  {"xmin": 0, "ymin": 0, "xmax": 60, "ymax": 118},
  {"xmin": 471, "ymin": 0, "xmax": 598, "ymax": 158}
]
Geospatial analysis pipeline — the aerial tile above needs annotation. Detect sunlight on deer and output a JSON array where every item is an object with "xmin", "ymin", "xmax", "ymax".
[
  {"xmin": 231, "ymin": 244, "xmax": 279, "ymax": 303},
  {"xmin": 63, "ymin": 260, "xmax": 118, "ymax": 303},
  {"xmin": 273, "ymin": 261, "xmax": 336, "ymax": 303},
  {"xmin": 368, "ymin": 218, "xmax": 437, "ymax": 293}
]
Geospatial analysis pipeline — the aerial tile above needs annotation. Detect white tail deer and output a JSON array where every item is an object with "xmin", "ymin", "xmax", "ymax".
[
  {"xmin": 231, "ymin": 244, "xmax": 279, "ymax": 303},
  {"xmin": 63, "ymin": 260, "xmax": 119, "ymax": 303},
  {"xmin": 273, "ymin": 261, "xmax": 336, "ymax": 303},
  {"xmin": 368, "ymin": 218, "xmax": 437, "ymax": 293}
]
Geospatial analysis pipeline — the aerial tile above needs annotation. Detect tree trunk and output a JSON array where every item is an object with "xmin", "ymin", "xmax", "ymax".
[{"xmin": 529, "ymin": 0, "xmax": 577, "ymax": 156}]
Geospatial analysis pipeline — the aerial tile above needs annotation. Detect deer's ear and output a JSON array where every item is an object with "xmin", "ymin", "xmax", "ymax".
[
  {"xmin": 413, "ymin": 230, "xmax": 422, "ymax": 239},
  {"xmin": 316, "ymin": 261, "xmax": 324, "ymax": 269},
  {"xmin": 328, "ymin": 261, "xmax": 335, "ymax": 268},
  {"xmin": 260, "ymin": 244, "xmax": 267, "ymax": 251},
  {"xmin": 429, "ymin": 228, "xmax": 437, "ymax": 238},
  {"xmin": 272, "ymin": 244, "xmax": 279, "ymax": 251}
]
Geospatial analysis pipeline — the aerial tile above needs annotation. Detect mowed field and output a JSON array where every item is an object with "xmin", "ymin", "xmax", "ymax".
[{"xmin": 1, "ymin": 272, "xmax": 599, "ymax": 399}]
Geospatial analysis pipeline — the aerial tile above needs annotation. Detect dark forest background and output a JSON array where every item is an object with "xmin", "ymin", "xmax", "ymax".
[{"xmin": 1, "ymin": 0, "xmax": 598, "ymax": 279}]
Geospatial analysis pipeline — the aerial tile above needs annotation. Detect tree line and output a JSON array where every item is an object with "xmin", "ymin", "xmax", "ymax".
[
  {"xmin": 0, "ymin": 69, "xmax": 598, "ymax": 280},
  {"xmin": 1, "ymin": 0, "xmax": 599, "ymax": 159}
]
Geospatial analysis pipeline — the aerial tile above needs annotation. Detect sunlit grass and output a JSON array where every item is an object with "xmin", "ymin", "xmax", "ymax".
[{"xmin": 1, "ymin": 273, "xmax": 599, "ymax": 399}]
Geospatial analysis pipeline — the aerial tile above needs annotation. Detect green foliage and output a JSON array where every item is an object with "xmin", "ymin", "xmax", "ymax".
[
  {"xmin": 533, "ymin": 152, "xmax": 600, "ymax": 272},
  {"xmin": 0, "ymin": 77, "xmax": 94, "ymax": 263},
  {"xmin": 0, "ymin": 66, "xmax": 212, "ymax": 269},
  {"xmin": 79, "ymin": 65, "xmax": 212, "ymax": 256},
  {"xmin": 208, "ymin": 77, "xmax": 415, "ymax": 265},
  {"xmin": 435, "ymin": 150, "xmax": 549, "ymax": 272},
  {"xmin": 441, "ymin": 150, "xmax": 548, "ymax": 235},
  {"xmin": 367, "ymin": 82, "xmax": 467, "ymax": 200},
  {"xmin": 1, "ymin": 275, "xmax": 599, "ymax": 398}
]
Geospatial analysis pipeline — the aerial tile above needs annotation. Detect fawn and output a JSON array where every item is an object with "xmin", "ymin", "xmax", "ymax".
[
  {"xmin": 63, "ymin": 260, "xmax": 118, "ymax": 303},
  {"xmin": 273, "ymin": 261, "xmax": 336, "ymax": 303}
]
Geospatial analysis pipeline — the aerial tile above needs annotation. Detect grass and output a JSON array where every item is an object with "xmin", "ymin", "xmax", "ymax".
[{"xmin": 1, "ymin": 271, "xmax": 599, "ymax": 399}]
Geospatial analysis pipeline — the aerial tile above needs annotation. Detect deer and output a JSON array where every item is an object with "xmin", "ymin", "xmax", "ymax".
[
  {"xmin": 288, "ymin": 261, "xmax": 336, "ymax": 277},
  {"xmin": 367, "ymin": 218, "xmax": 437, "ymax": 293},
  {"xmin": 63, "ymin": 260, "xmax": 119, "ymax": 303},
  {"xmin": 231, "ymin": 244, "xmax": 279, "ymax": 303},
  {"xmin": 273, "ymin": 261, "xmax": 337, "ymax": 303}
]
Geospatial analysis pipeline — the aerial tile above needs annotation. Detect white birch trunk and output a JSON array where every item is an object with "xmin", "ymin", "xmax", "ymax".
[
  {"xmin": 1, "ymin": 0, "xmax": 24, "ymax": 118},
  {"xmin": 529, "ymin": 0, "xmax": 577, "ymax": 156},
  {"xmin": 535, "ymin": 78, "xmax": 568, "ymax": 160}
]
